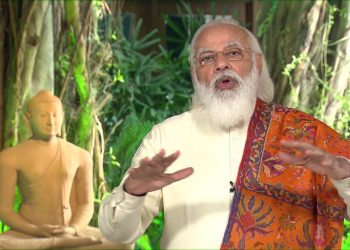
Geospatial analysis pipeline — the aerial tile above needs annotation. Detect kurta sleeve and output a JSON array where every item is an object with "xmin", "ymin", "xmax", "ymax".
[{"xmin": 98, "ymin": 125, "xmax": 163, "ymax": 244}]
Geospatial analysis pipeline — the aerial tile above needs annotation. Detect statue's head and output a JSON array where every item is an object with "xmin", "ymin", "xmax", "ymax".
[{"xmin": 26, "ymin": 90, "xmax": 64, "ymax": 140}]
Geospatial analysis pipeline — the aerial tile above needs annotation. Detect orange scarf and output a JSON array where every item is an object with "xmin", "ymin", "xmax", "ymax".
[{"xmin": 221, "ymin": 100, "xmax": 350, "ymax": 249}]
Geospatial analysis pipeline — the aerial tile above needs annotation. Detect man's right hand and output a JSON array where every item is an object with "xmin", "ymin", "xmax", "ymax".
[{"xmin": 123, "ymin": 149, "xmax": 194, "ymax": 196}]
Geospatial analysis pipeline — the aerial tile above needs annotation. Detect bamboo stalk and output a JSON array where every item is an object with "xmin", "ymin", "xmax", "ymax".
[{"xmin": 0, "ymin": 2, "xmax": 5, "ymax": 150}]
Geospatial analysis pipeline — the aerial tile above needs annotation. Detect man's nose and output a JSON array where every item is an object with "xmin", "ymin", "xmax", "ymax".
[{"xmin": 214, "ymin": 52, "xmax": 230, "ymax": 72}]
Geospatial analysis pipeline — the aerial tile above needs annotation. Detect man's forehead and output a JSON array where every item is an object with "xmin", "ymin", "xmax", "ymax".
[
  {"xmin": 195, "ymin": 24, "xmax": 249, "ymax": 50},
  {"xmin": 197, "ymin": 41, "xmax": 245, "ymax": 53}
]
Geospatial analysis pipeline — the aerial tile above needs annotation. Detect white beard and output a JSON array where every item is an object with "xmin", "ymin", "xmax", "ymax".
[{"xmin": 193, "ymin": 65, "xmax": 259, "ymax": 131}]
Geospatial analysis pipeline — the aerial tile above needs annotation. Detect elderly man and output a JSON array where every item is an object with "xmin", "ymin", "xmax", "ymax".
[{"xmin": 98, "ymin": 19, "xmax": 350, "ymax": 249}]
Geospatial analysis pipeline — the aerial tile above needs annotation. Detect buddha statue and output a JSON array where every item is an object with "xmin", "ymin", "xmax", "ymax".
[{"xmin": 0, "ymin": 90, "xmax": 130, "ymax": 249}]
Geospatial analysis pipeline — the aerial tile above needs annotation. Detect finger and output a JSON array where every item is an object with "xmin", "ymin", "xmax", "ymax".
[
  {"xmin": 290, "ymin": 148, "xmax": 334, "ymax": 167},
  {"xmin": 139, "ymin": 160, "xmax": 164, "ymax": 174},
  {"xmin": 150, "ymin": 151, "xmax": 181, "ymax": 174},
  {"xmin": 281, "ymin": 140, "xmax": 334, "ymax": 164},
  {"xmin": 159, "ymin": 150, "xmax": 180, "ymax": 167},
  {"xmin": 320, "ymin": 155, "xmax": 335, "ymax": 166},
  {"xmin": 165, "ymin": 167, "xmax": 194, "ymax": 182},
  {"xmin": 138, "ymin": 157, "xmax": 162, "ymax": 174},
  {"xmin": 150, "ymin": 150, "xmax": 180, "ymax": 168},
  {"xmin": 128, "ymin": 166, "xmax": 162, "ymax": 180},
  {"xmin": 141, "ymin": 151, "xmax": 180, "ymax": 173},
  {"xmin": 280, "ymin": 140, "xmax": 318, "ymax": 152},
  {"xmin": 303, "ymin": 149, "xmax": 325, "ymax": 158},
  {"xmin": 139, "ymin": 156, "xmax": 151, "ymax": 166},
  {"xmin": 277, "ymin": 151, "xmax": 308, "ymax": 166},
  {"xmin": 151, "ymin": 149, "xmax": 166, "ymax": 164}
]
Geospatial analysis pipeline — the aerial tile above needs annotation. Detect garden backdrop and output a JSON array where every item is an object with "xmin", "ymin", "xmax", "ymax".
[{"xmin": 0, "ymin": 0, "xmax": 349, "ymax": 249}]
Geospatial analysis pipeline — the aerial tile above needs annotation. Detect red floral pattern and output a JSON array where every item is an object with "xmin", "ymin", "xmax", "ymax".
[{"xmin": 221, "ymin": 100, "xmax": 350, "ymax": 249}]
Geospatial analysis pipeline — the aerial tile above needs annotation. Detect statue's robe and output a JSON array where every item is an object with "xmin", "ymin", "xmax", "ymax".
[{"xmin": 0, "ymin": 139, "xmax": 130, "ymax": 249}]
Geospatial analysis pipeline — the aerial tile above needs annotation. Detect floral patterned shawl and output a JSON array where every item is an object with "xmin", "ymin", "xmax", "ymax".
[{"xmin": 221, "ymin": 100, "xmax": 350, "ymax": 249}]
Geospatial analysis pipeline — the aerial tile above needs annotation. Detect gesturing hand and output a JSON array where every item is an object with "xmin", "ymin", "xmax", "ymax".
[
  {"xmin": 278, "ymin": 140, "xmax": 350, "ymax": 180},
  {"xmin": 124, "ymin": 149, "xmax": 194, "ymax": 196}
]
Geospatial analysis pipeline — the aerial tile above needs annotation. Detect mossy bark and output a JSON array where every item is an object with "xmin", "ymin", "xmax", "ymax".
[
  {"xmin": 64, "ymin": 1, "xmax": 108, "ymax": 197},
  {"xmin": 324, "ymin": 1, "xmax": 350, "ymax": 125},
  {"xmin": 65, "ymin": 0, "xmax": 93, "ymax": 150}
]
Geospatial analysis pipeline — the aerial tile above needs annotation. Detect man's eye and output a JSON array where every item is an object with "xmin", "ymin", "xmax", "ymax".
[
  {"xmin": 200, "ymin": 54, "xmax": 215, "ymax": 64},
  {"xmin": 226, "ymin": 49, "xmax": 242, "ymax": 58}
]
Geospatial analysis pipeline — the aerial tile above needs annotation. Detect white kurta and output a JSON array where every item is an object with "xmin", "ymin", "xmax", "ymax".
[{"xmin": 98, "ymin": 107, "xmax": 350, "ymax": 249}]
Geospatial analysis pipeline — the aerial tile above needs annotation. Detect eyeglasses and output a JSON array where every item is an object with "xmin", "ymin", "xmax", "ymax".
[{"xmin": 193, "ymin": 47, "xmax": 253, "ymax": 67}]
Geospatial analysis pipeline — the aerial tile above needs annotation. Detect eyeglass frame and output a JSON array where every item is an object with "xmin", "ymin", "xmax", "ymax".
[{"xmin": 193, "ymin": 46, "xmax": 255, "ymax": 67}]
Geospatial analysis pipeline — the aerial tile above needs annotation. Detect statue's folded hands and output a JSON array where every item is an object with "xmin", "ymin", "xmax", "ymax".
[{"xmin": 0, "ymin": 90, "xmax": 131, "ymax": 249}]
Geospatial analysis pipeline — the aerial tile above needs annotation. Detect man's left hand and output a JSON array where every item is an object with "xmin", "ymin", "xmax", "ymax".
[{"xmin": 278, "ymin": 140, "xmax": 350, "ymax": 180}]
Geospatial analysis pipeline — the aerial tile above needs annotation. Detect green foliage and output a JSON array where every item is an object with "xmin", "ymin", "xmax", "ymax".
[
  {"xmin": 102, "ymin": 20, "xmax": 192, "ymax": 135},
  {"xmin": 102, "ymin": 3, "xmax": 203, "ymax": 190},
  {"xmin": 135, "ymin": 212, "xmax": 164, "ymax": 250},
  {"xmin": 335, "ymin": 87, "xmax": 350, "ymax": 138},
  {"xmin": 275, "ymin": 2, "xmax": 349, "ymax": 137},
  {"xmin": 106, "ymin": 113, "xmax": 154, "ymax": 188},
  {"xmin": 256, "ymin": 1, "xmax": 279, "ymax": 38},
  {"xmin": 259, "ymin": 2, "xmax": 350, "ymax": 248},
  {"xmin": 101, "ymin": 1, "xmax": 350, "ymax": 249},
  {"xmin": 344, "ymin": 220, "xmax": 350, "ymax": 249},
  {"xmin": 101, "ymin": 3, "xmax": 204, "ymax": 249}
]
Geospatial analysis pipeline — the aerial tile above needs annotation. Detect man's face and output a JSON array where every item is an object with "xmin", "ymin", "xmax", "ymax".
[
  {"xmin": 191, "ymin": 24, "xmax": 262, "ymax": 130},
  {"xmin": 194, "ymin": 24, "xmax": 257, "ymax": 89},
  {"xmin": 28, "ymin": 102, "xmax": 64, "ymax": 140}
]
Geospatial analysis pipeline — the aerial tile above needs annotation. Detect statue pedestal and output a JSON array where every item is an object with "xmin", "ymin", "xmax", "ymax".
[{"xmin": 0, "ymin": 228, "xmax": 132, "ymax": 249}]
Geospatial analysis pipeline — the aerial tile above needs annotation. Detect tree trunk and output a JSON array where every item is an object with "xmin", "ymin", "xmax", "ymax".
[
  {"xmin": 323, "ymin": 1, "xmax": 350, "ymax": 125},
  {"xmin": 31, "ymin": 2, "xmax": 54, "ymax": 95},
  {"xmin": 64, "ymin": 1, "xmax": 108, "ymax": 196},
  {"xmin": 17, "ymin": 1, "xmax": 54, "ymax": 142},
  {"xmin": 65, "ymin": 0, "xmax": 93, "ymax": 150},
  {"xmin": 2, "ymin": 1, "xmax": 54, "ymax": 147},
  {"xmin": 0, "ymin": 3, "xmax": 6, "ymax": 150},
  {"xmin": 290, "ymin": 1, "xmax": 327, "ymax": 109},
  {"xmin": 257, "ymin": 1, "xmax": 315, "ymax": 104},
  {"xmin": 3, "ymin": 1, "xmax": 26, "ymax": 148}
]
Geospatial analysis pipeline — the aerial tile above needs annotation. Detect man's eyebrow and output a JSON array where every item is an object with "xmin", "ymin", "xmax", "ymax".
[
  {"xmin": 227, "ymin": 41, "xmax": 244, "ymax": 48},
  {"xmin": 196, "ymin": 41, "xmax": 245, "ymax": 54},
  {"xmin": 196, "ymin": 48, "xmax": 215, "ymax": 54}
]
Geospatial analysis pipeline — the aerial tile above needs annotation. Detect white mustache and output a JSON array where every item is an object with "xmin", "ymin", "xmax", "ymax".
[{"xmin": 210, "ymin": 70, "xmax": 243, "ymax": 88}]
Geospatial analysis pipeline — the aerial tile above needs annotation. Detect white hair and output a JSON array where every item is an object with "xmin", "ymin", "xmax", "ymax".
[
  {"xmin": 194, "ymin": 61, "xmax": 259, "ymax": 130},
  {"xmin": 189, "ymin": 18, "xmax": 274, "ymax": 106}
]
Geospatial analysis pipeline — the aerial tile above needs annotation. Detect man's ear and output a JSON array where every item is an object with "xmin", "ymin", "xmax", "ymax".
[{"xmin": 256, "ymin": 53, "xmax": 263, "ymax": 75}]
